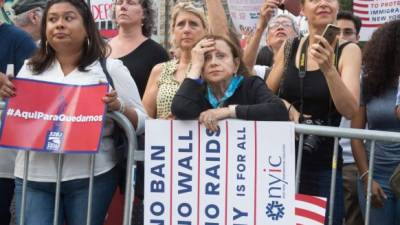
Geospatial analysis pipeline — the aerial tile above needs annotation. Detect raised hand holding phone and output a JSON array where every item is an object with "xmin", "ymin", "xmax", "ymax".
[
  {"xmin": 264, "ymin": 0, "xmax": 282, "ymax": 19},
  {"xmin": 319, "ymin": 24, "xmax": 340, "ymax": 47},
  {"xmin": 310, "ymin": 24, "xmax": 340, "ymax": 74}
]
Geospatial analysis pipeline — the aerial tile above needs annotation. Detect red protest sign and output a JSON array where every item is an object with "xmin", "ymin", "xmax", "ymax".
[{"xmin": 0, "ymin": 78, "xmax": 108, "ymax": 153}]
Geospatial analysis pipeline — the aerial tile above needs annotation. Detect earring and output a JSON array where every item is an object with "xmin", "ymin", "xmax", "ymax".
[
  {"xmin": 86, "ymin": 38, "xmax": 90, "ymax": 49},
  {"xmin": 45, "ymin": 41, "xmax": 49, "ymax": 54}
]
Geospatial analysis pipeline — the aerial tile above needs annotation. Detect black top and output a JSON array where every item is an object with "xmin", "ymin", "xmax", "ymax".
[
  {"xmin": 118, "ymin": 38, "xmax": 169, "ymax": 97},
  {"xmin": 256, "ymin": 46, "xmax": 274, "ymax": 67},
  {"xmin": 172, "ymin": 76, "xmax": 289, "ymax": 121},
  {"xmin": 280, "ymin": 37, "xmax": 350, "ymax": 170}
]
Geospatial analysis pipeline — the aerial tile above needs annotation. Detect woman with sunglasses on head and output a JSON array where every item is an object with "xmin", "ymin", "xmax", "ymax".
[
  {"xmin": 0, "ymin": 0, "xmax": 147, "ymax": 224},
  {"xmin": 142, "ymin": 0, "xmax": 230, "ymax": 120},
  {"xmin": 266, "ymin": 0, "xmax": 362, "ymax": 224}
]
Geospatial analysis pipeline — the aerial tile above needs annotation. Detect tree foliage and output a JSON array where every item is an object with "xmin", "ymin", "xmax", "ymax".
[{"xmin": 340, "ymin": 0, "xmax": 353, "ymax": 11}]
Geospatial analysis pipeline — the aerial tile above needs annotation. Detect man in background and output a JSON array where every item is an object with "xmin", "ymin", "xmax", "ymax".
[
  {"xmin": 12, "ymin": 0, "xmax": 47, "ymax": 41},
  {"xmin": 337, "ymin": 11, "xmax": 361, "ymax": 43},
  {"xmin": 336, "ymin": 10, "xmax": 363, "ymax": 225}
]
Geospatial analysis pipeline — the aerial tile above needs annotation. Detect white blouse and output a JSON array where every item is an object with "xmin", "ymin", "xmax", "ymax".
[
  {"xmin": 0, "ymin": 150, "xmax": 16, "ymax": 179},
  {"xmin": 14, "ymin": 58, "xmax": 147, "ymax": 182}
]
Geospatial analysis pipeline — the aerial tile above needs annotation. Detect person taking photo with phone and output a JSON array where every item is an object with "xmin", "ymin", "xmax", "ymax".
[
  {"xmin": 243, "ymin": 0, "xmax": 299, "ymax": 80},
  {"xmin": 266, "ymin": 0, "xmax": 362, "ymax": 224}
]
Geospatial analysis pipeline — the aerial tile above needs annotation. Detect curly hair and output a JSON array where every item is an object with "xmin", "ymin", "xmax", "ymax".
[
  {"xmin": 137, "ymin": 0, "xmax": 155, "ymax": 37},
  {"xmin": 140, "ymin": 0, "xmax": 155, "ymax": 37},
  {"xmin": 363, "ymin": 20, "xmax": 400, "ymax": 102}
]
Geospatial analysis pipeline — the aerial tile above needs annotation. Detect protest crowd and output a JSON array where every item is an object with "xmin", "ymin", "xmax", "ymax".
[{"xmin": 0, "ymin": 0, "xmax": 399, "ymax": 225}]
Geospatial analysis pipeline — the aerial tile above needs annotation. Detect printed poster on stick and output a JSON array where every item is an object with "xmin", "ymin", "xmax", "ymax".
[
  {"xmin": 227, "ymin": 0, "xmax": 264, "ymax": 35},
  {"xmin": 0, "ymin": 78, "xmax": 108, "ymax": 153},
  {"xmin": 144, "ymin": 120, "xmax": 296, "ymax": 224}
]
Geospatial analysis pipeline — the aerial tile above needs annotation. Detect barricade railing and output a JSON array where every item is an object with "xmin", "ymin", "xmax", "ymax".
[
  {"xmin": 9, "ymin": 105, "xmax": 400, "ymax": 225},
  {"xmin": 295, "ymin": 124, "xmax": 400, "ymax": 225},
  {"xmin": 16, "ymin": 111, "xmax": 140, "ymax": 225}
]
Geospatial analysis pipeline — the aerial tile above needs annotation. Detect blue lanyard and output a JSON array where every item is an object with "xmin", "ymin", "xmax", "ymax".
[{"xmin": 206, "ymin": 75, "xmax": 244, "ymax": 108}]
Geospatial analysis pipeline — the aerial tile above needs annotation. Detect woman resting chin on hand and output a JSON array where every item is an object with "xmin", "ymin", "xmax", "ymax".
[{"xmin": 171, "ymin": 35, "xmax": 289, "ymax": 131}]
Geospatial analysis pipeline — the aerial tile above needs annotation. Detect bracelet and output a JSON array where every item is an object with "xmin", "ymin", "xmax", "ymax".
[
  {"xmin": 118, "ymin": 97, "xmax": 126, "ymax": 114},
  {"xmin": 359, "ymin": 170, "xmax": 369, "ymax": 181}
]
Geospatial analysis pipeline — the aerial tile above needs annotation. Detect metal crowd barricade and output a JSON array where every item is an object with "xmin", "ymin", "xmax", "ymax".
[
  {"xmin": 294, "ymin": 124, "xmax": 400, "ymax": 225},
  {"xmin": 11, "ymin": 107, "xmax": 400, "ymax": 225},
  {"xmin": 17, "ymin": 111, "xmax": 142, "ymax": 225}
]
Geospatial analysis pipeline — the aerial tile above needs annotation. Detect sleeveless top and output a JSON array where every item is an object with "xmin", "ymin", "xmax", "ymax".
[
  {"xmin": 117, "ymin": 39, "xmax": 169, "ymax": 98},
  {"xmin": 280, "ymin": 37, "xmax": 351, "ymax": 171},
  {"xmin": 156, "ymin": 59, "xmax": 180, "ymax": 119}
]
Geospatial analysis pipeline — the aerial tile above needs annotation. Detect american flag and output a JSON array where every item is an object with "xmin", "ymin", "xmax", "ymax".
[
  {"xmin": 295, "ymin": 194, "xmax": 327, "ymax": 225},
  {"xmin": 353, "ymin": 0, "xmax": 386, "ymax": 28}
]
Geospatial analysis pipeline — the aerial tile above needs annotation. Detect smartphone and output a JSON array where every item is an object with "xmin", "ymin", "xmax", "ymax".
[{"xmin": 320, "ymin": 24, "xmax": 340, "ymax": 46}]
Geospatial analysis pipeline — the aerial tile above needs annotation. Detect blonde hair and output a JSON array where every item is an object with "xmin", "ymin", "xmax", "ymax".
[{"xmin": 170, "ymin": 2, "xmax": 208, "ymax": 47}]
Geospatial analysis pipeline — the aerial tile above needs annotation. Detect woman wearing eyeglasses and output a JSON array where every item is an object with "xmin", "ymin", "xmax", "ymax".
[
  {"xmin": 243, "ymin": 1, "xmax": 298, "ymax": 80},
  {"xmin": 267, "ymin": 0, "xmax": 362, "ymax": 224}
]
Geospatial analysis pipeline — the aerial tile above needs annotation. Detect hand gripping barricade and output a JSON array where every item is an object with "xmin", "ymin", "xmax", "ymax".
[
  {"xmin": 14, "ymin": 110, "xmax": 143, "ymax": 225},
  {"xmin": 295, "ymin": 124, "xmax": 400, "ymax": 225},
  {"xmin": 6, "ymin": 95, "xmax": 400, "ymax": 225}
]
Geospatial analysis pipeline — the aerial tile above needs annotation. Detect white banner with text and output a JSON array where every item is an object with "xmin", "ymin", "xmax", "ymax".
[{"xmin": 144, "ymin": 120, "xmax": 296, "ymax": 224}]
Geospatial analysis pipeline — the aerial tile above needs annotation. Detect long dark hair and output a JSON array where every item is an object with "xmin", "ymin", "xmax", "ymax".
[
  {"xmin": 363, "ymin": 20, "xmax": 400, "ymax": 102},
  {"xmin": 28, "ymin": 0, "xmax": 109, "ymax": 74}
]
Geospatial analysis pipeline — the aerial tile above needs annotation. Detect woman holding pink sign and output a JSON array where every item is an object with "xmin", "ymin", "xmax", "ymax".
[{"xmin": 0, "ymin": 0, "xmax": 147, "ymax": 225}]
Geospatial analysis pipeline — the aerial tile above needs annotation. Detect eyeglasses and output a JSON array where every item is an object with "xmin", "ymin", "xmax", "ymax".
[
  {"xmin": 268, "ymin": 21, "xmax": 293, "ymax": 30},
  {"xmin": 307, "ymin": 0, "xmax": 337, "ymax": 4},
  {"xmin": 340, "ymin": 28, "xmax": 356, "ymax": 36}
]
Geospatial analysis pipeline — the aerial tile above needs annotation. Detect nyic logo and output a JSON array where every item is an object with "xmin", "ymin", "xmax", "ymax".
[{"xmin": 264, "ymin": 151, "xmax": 288, "ymax": 222}]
